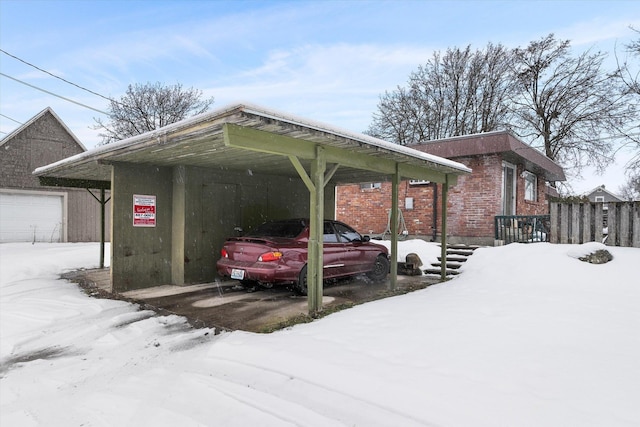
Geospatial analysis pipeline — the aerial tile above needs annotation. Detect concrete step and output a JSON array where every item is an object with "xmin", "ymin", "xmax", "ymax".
[
  {"xmin": 423, "ymin": 268, "xmax": 460, "ymax": 276},
  {"xmin": 438, "ymin": 256, "xmax": 468, "ymax": 263},
  {"xmin": 431, "ymin": 262, "xmax": 463, "ymax": 269},
  {"xmin": 446, "ymin": 249, "xmax": 475, "ymax": 256}
]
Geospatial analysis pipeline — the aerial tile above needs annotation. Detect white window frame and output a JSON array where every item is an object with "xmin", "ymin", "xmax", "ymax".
[
  {"xmin": 360, "ymin": 182, "xmax": 381, "ymax": 190},
  {"xmin": 523, "ymin": 171, "xmax": 537, "ymax": 202},
  {"xmin": 502, "ymin": 161, "xmax": 517, "ymax": 215}
]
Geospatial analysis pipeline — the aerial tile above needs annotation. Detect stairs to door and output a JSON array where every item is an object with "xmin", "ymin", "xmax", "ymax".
[{"xmin": 423, "ymin": 244, "xmax": 480, "ymax": 279}]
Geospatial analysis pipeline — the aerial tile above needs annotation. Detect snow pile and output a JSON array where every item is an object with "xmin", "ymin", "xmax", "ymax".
[
  {"xmin": 1, "ymin": 241, "xmax": 639, "ymax": 426},
  {"xmin": 375, "ymin": 238, "xmax": 442, "ymax": 263}
]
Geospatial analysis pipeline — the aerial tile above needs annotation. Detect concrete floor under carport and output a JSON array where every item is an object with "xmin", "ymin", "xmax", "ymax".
[{"xmin": 64, "ymin": 267, "xmax": 440, "ymax": 333}]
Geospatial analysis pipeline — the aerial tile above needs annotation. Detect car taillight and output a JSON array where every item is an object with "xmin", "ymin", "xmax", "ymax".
[
  {"xmin": 221, "ymin": 249, "xmax": 228, "ymax": 258},
  {"xmin": 258, "ymin": 251, "xmax": 283, "ymax": 262}
]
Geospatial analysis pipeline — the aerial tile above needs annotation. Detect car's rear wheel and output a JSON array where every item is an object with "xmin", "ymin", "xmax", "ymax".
[
  {"xmin": 295, "ymin": 265, "xmax": 308, "ymax": 296},
  {"xmin": 367, "ymin": 254, "xmax": 390, "ymax": 282}
]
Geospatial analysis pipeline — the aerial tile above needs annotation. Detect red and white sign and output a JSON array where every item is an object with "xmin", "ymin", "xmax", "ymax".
[{"xmin": 133, "ymin": 194, "xmax": 156, "ymax": 227}]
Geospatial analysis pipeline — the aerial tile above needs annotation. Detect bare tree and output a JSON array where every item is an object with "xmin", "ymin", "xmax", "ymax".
[
  {"xmin": 617, "ymin": 27, "xmax": 640, "ymax": 96},
  {"xmin": 614, "ymin": 27, "xmax": 640, "ymax": 178},
  {"xmin": 510, "ymin": 34, "xmax": 636, "ymax": 179},
  {"xmin": 366, "ymin": 43, "xmax": 516, "ymax": 144},
  {"xmin": 619, "ymin": 174, "xmax": 640, "ymax": 201},
  {"xmin": 93, "ymin": 82, "xmax": 214, "ymax": 144}
]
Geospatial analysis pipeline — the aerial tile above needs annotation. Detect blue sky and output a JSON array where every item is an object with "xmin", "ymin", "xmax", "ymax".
[{"xmin": 1, "ymin": 0, "xmax": 639, "ymax": 193}]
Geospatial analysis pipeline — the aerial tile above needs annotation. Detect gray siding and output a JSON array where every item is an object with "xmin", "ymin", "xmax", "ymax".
[
  {"xmin": 67, "ymin": 188, "xmax": 112, "ymax": 242},
  {"xmin": 1, "ymin": 109, "xmax": 110, "ymax": 242}
]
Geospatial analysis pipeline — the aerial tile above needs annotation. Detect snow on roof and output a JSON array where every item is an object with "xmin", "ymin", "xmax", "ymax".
[
  {"xmin": 35, "ymin": 102, "xmax": 471, "ymax": 176},
  {"xmin": 236, "ymin": 102, "xmax": 471, "ymax": 173}
]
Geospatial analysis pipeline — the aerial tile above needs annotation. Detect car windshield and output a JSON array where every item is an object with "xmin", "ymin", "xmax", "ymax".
[{"xmin": 247, "ymin": 220, "xmax": 306, "ymax": 238}]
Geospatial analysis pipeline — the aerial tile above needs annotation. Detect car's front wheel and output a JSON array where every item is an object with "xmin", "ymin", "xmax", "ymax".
[
  {"xmin": 295, "ymin": 265, "xmax": 308, "ymax": 296},
  {"xmin": 367, "ymin": 254, "xmax": 390, "ymax": 282}
]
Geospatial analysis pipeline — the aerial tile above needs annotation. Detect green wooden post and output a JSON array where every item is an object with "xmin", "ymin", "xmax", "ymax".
[
  {"xmin": 390, "ymin": 166, "xmax": 399, "ymax": 290},
  {"xmin": 308, "ymin": 147, "xmax": 326, "ymax": 314},
  {"xmin": 306, "ymin": 177, "xmax": 318, "ymax": 312},
  {"xmin": 441, "ymin": 176, "xmax": 449, "ymax": 281},
  {"xmin": 308, "ymin": 146, "xmax": 327, "ymax": 314},
  {"xmin": 100, "ymin": 188, "xmax": 106, "ymax": 269}
]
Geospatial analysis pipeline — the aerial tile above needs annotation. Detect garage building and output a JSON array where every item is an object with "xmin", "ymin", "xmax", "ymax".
[{"xmin": 0, "ymin": 107, "xmax": 110, "ymax": 243}]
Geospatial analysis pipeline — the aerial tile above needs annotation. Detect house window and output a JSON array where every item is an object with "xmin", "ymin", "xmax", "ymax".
[
  {"xmin": 523, "ymin": 171, "xmax": 537, "ymax": 201},
  {"xmin": 595, "ymin": 196, "xmax": 608, "ymax": 210},
  {"xmin": 360, "ymin": 183, "xmax": 381, "ymax": 190}
]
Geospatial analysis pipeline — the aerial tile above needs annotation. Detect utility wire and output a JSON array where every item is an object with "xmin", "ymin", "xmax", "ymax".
[
  {"xmin": 0, "ymin": 72, "xmax": 109, "ymax": 115},
  {"xmin": 0, "ymin": 49, "xmax": 115, "ymax": 104},
  {"xmin": 0, "ymin": 113, "xmax": 23, "ymax": 124}
]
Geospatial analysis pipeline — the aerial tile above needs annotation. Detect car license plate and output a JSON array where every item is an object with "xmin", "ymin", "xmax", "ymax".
[{"xmin": 231, "ymin": 269, "xmax": 245, "ymax": 280}]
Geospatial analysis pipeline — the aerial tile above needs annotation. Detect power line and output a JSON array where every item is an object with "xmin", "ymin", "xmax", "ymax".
[
  {"xmin": 0, "ymin": 113, "xmax": 23, "ymax": 124},
  {"xmin": 0, "ymin": 72, "xmax": 109, "ymax": 115},
  {"xmin": 0, "ymin": 49, "xmax": 115, "ymax": 104}
]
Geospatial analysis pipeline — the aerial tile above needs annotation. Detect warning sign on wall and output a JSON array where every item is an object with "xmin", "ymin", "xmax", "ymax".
[{"xmin": 133, "ymin": 194, "xmax": 156, "ymax": 227}]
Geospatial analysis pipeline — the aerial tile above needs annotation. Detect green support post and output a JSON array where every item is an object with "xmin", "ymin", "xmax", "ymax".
[
  {"xmin": 308, "ymin": 147, "xmax": 326, "ymax": 314},
  {"xmin": 441, "ymin": 176, "xmax": 449, "ymax": 281},
  {"xmin": 390, "ymin": 166, "xmax": 399, "ymax": 290},
  {"xmin": 100, "ymin": 188, "xmax": 106, "ymax": 269}
]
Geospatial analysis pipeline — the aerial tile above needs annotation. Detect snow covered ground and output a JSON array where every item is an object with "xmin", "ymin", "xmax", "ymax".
[{"xmin": 1, "ymin": 241, "xmax": 639, "ymax": 426}]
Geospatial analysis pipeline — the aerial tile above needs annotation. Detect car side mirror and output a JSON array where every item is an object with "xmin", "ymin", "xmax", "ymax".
[{"xmin": 361, "ymin": 235, "xmax": 370, "ymax": 242}]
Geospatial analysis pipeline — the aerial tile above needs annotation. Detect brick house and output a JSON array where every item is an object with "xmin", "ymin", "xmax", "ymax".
[
  {"xmin": 336, "ymin": 130, "xmax": 565, "ymax": 246},
  {"xmin": 0, "ymin": 107, "xmax": 110, "ymax": 242}
]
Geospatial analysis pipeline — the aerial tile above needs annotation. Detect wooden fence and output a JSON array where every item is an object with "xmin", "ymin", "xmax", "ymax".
[{"xmin": 549, "ymin": 202, "xmax": 640, "ymax": 247}]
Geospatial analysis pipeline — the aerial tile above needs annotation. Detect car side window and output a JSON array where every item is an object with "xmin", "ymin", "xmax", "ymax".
[
  {"xmin": 323, "ymin": 221, "xmax": 339, "ymax": 243},
  {"xmin": 334, "ymin": 222, "xmax": 361, "ymax": 243}
]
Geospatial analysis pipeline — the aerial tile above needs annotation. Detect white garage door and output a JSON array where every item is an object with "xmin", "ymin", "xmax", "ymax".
[{"xmin": 0, "ymin": 191, "xmax": 64, "ymax": 243}]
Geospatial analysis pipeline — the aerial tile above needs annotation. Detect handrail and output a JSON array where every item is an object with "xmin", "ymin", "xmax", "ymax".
[{"xmin": 494, "ymin": 215, "xmax": 550, "ymax": 244}]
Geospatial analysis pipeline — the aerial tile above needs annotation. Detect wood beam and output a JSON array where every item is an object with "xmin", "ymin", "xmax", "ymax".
[
  {"xmin": 39, "ymin": 176, "xmax": 111, "ymax": 190},
  {"xmin": 288, "ymin": 155, "xmax": 314, "ymax": 192},
  {"xmin": 223, "ymin": 123, "xmax": 454, "ymax": 183}
]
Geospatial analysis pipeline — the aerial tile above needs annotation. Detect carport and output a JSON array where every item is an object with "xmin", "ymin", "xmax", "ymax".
[{"xmin": 35, "ymin": 103, "xmax": 470, "ymax": 313}]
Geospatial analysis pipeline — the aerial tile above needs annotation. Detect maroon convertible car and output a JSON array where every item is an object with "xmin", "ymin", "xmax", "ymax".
[{"xmin": 216, "ymin": 219, "xmax": 390, "ymax": 295}]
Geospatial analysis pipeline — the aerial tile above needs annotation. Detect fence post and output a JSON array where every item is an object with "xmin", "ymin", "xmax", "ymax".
[
  {"xmin": 560, "ymin": 203, "xmax": 569, "ymax": 244},
  {"xmin": 620, "ymin": 203, "xmax": 631, "ymax": 247},
  {"xmin": 608, "ymin": 204, "xmax": 617, "ymax": 246},
  {"xmin": 594, "ymin": 203, "xmax": 604, "ymax": 243},
  {"xmin": 550, "ymin": 203, "xmax": 559, "ymax": 243},
  {"xmin": 582, "ymin": 203, "xmax": 592, "ymax": 244},
  {"xmin": 570, "ymin": 203, "xmax": 581, "ymax": 244},
  {"xmin": 633, "ymin": 202, "xmax": 640, "ymax": 248}
]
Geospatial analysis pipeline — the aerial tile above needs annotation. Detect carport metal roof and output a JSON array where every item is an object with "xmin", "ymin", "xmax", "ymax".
[
  {"xmin": 35, "ymin": 102, "xmax": 471, "ymax": 313},
  {"xmin": 35, "ymin": 103, "xmax": 470, "ymax": 186}
]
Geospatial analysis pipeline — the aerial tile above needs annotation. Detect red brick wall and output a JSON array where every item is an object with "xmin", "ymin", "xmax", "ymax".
[
  {"xmin": 336, "ymin": 153, "xmax": 550, "ymax": 244},
  {"xmin": 444, "ymin": 155, "xmax": 503, "ymax": 238}
]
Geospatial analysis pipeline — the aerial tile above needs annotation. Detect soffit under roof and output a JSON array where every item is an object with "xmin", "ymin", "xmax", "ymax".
[{"xmin": 34, "ymin": 103, "xmax": 470, "ymax": 186}]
